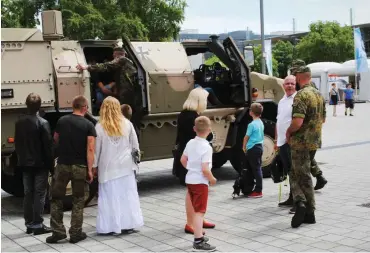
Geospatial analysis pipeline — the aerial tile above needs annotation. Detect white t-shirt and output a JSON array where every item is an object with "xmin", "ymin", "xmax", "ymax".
[
  {"xmin": 183, "ymin": 136, "xmax": 213, "ymax": 185},
  {"xmin": 276, "ymin": 92, "xmax": 297, "ymax": 147}
]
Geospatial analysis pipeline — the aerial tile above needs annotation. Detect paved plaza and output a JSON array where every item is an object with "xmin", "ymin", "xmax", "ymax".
[{"xmin": 2, "ymin": 102, "xmax": 370, "ymax": 252}]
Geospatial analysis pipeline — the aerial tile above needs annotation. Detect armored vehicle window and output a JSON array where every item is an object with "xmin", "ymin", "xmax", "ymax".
[
  {"xmin": 182, "ymin": 37, "xmax": 250, "ymax": 107},
  {"xmin": 83, "ymin": 47, "xmax": 116, "ymax": 115}
]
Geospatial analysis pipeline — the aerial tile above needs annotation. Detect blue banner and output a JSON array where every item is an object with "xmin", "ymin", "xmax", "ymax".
[
  {"xmin": 265, "ymin": 39, "xmax": 273, "ymax": 76},
  {"xmin": 354, "ymin": 28, "xmax": 369, "ymax": 73}
]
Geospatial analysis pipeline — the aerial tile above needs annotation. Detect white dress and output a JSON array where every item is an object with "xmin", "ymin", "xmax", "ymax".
[{"xmin": 93, "ymin": 118, "xmax": 144, "ymax": 234}]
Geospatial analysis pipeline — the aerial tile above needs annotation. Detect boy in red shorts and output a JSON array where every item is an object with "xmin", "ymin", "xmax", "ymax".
[{"xmin": 180, "ymin": 116, "xmax": 217, "ymax": 252}]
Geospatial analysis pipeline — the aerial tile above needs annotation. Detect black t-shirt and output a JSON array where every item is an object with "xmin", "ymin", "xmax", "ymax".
[{"xmin": 55, "ymin": 114, "xmax": 97, "ymax": 165}]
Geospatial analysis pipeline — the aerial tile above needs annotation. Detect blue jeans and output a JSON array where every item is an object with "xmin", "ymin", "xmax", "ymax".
[
  {"xmin": 96, "ymin": 85, "xmax": 112, "ymax": 104},
  {"xmin": 194, "ymin": 84, "xmax": 213, "ymax": 94},
  {"xmin": 243, "ymin": 144, "xmax": 263, "ymax": 193},
  {"xmin": 23, "ymin": 168, "xmax": 48, "ymax": 228}
]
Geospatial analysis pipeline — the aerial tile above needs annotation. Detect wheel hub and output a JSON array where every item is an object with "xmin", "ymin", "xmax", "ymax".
[{"xmin": 262, "ymin": 135, "xmax": 276, "ymax": 167}]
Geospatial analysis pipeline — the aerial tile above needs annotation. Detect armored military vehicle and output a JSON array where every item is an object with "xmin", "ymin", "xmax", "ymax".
[{"xmin": 1, "ymin": 11, "xmax": 285, "ymax": 207}]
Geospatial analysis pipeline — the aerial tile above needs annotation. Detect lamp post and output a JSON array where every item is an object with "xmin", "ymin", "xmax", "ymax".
[{"xmin": 260, "ymin": 0, "xmax": 266, "ymax": 74}]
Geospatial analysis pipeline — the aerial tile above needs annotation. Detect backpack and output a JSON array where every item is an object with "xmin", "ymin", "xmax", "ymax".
[{"xmin": 270, "ymin": 153, "xmax": 287, "ymax": 184}]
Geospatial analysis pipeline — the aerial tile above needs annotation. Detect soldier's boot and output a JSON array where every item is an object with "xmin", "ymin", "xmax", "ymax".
[
  {"xmin": 46, "ymin": 233, "xmax": 67, "ymax": 244},
  {"xmin": 314, "ymin": 175, "xmax": 328, "ymax": 190},
  {"xmin": 69, "ymin": 232, "xmax": 87, "ymax": 244},
  {"xmin": 303, "ymin": 213, "xmax": 316, "ymax": 224},
  {"xmin": 279, "ymin": 192, "xmax": 293, "ymax": 207},
  {"xmin": 291, "ymin": 201, "xmax": 306, "ymax": 228}
]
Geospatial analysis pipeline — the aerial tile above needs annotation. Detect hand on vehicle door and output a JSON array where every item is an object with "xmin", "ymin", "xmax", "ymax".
[{"xmin": 76, "ymin": 64, "xmax": 87, "ymax": 71}]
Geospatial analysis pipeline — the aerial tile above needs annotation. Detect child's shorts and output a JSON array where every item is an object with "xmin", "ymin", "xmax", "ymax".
[{"xmin": 187, "ymin": 184, "xmax": 209, "ymax": 213}]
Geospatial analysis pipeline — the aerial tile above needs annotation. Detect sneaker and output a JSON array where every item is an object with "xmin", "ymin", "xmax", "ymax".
[
  {"xmin": 278, "ymin": 194, "xmax": 293, "ymax": 207},
  {"xmin": 289, "ymin": 206, "xmax": 296, "ymax": 214},
  {"xmin": 203, "ymin": 221, "xmax": 215, "ymax": 229},
  {"xmin": 33, "ymin": 225, "xmax": 52, "ymax": 235},
  {"xmin": 247, "ymin": 191, "xmax": 263, "ymax": 198},
  {"xmin": 185, "ymin": 224, "xmax": 205, "ymax": 235},
  {"xmin": 26, "ymin": 228, "xmax": 33, "ymax": 234},
  {"xmin": 46, "ymin": 234, "xmax": 67, "ymax": 244},
  {"xmin": 69, "ymin": 232, "xmax": 87, "ymax": 244},
  {"xmin": 350, "ymin": 114, "xmax": 354, "ymax": 116},
  {"xmin": 193, "ymin": 241, "xmax": 216, "ymax": 252}
]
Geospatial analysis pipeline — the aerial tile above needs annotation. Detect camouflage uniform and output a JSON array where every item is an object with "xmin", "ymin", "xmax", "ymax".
[
  {"xmin": 87, "ymin": 49, "xmax": 137, "ymax": 107},
  {"xmin": 289, "ymin": 59, "xmax": 322, "ymax": 177},
  {"xmin": 50, "ymin": 164, "xmax": 88, "ymax": 238},
  {"xmin": 290, "ymin": 67, "xmax": 326, "ymax": 213}
]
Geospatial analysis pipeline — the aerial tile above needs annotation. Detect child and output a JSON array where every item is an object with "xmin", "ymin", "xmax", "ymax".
[
  {"xmin": 342, "ymin": 83, "xmax": 354, "ymax": 116},
  {"xmin": 180, "ymin": 116, "xmax": 217, "ymax": 252},
  {"xmin": 121, "ymin": 104, "xmax": 139, "ymax": 182},
  {"xmin": 121, "ymin": 104, "xmax": 133, "ymax": 120},
  {"xmin": 242, "ymin": 102, "xmax": 264, "ymax": 198}
]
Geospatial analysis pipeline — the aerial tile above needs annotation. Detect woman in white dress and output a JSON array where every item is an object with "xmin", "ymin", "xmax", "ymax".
[{"xmin": 93, "ymin": 96, "xmax": 144, "ymax": 235}]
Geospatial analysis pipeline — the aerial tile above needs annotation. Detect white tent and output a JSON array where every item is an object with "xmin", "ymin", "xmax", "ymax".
[{"xmin": 307, "ymin": 60, "xmax": 370, "ymax": 101}]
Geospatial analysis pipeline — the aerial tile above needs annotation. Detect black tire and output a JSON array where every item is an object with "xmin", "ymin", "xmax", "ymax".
[
  {"xmin": 212, "ymin": 150, "xmax": 229, "ymax": 169},
  {"xmin": 260, "ymin": 119, "xmax": 278, "ymax": 178},
  {"xmin": 1, "ymin": 153, "xmax": 24, "ymax": 197},
  {"xmin": 1, "ymin": 168, "xmax": 24, "ymax": 197}
]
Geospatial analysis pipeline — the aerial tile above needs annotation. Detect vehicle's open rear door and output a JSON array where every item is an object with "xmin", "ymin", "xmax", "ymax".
[{"xmin": 223, "ymin": 37, "xmax": 251, "ymax": 105}]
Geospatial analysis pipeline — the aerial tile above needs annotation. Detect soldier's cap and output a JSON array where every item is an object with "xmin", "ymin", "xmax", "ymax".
[
  {"xmin": 289, "ymin": 59, "xmax": 306, "ymax": 75},
  {"xmin": 291, "ymin": 59, "xmax": 306, "ymax": 67},
  {"xmin": 294, "ymin": 65, "xmax": 311, "ymax": 74},
  {"xmin": 113, "ymin": 46, "xmax": 126, "ymax": 53}
]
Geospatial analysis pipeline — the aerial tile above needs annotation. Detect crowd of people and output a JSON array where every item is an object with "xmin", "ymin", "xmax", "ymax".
[{"xmin": 14, "ymin": 56, "xmax": 331, "ymax": 251}]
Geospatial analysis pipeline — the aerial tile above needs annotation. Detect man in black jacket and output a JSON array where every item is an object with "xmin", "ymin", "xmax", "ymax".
[{"xmin": 15, "ymin": 93, "xmax": 53, "ymax": 235}]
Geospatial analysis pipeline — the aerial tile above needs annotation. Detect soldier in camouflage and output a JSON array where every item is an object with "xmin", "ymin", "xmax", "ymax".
[
  {"xmin": 286, "ymin": 65, "xmax": 326, "ymax": 228},
  {"xmin": 76, "ymin": 46, "xmax": 137, "ymax": 108},
  {"xmin": 77, "ymin": 46, "xmax": 141, "ymax": 139},
  {"xmin": 289, "ymin": 59, "xmax": 328, "ymax": 191}
]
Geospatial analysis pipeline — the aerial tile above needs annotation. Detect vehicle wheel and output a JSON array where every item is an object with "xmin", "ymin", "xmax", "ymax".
[
  {"xmin": 212, "ymin": 150, "xmax": 229, "ymax": 169},
  {"xmin": 229, "ymin": 118, "xmax": 278, "ymax": 178},
  {"xmin": 1, "ymin": 168, "xmax": 24, "ymax": 197},
  {"xmin": 229, "ymin": 115, "xmax": 249, "ymax": 174},
  {"xmin": 261, "ymin": 119, "xmax": 278, "ymax": 178},
  {"xmin": 1, "ymin": 153, "xmax": 24, "ymax": 197}
]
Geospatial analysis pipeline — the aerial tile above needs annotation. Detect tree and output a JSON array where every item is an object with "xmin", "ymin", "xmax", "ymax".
[
  {"xmin": 1, "ymin": 0, "xmax": 187, "ymax": 42},
  {"xmin": 272, "ymin": 40, "xmax": 294, "ymax": 78},
  {"xmin": 296, "ymin": 21, "xmax": 354, "ymax": 64},
  {"xmin": 205, "ymin": 55, "xmax": 226, "ymax": 67},
  {"xmin": 251, "ymin": 45, "xmax": 279, "ymax": 77},
  {"xmin": 1, "ymin": 0, "xmax": 55, "ymax": 28}
]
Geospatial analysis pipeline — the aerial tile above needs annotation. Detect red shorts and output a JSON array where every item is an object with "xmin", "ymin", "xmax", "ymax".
[{"xmin": 187, "ymin": 184, "xmax": 209, "ymax": 213}]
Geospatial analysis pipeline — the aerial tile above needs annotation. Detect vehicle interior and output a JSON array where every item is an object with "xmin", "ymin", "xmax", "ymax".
[
  {"xmin": 83, "ymin": 46, "xmax": 118, "ymax": 116},
  {"xmin": 183, "ymin": 36, "xmax": 249, "ymax": 108}
]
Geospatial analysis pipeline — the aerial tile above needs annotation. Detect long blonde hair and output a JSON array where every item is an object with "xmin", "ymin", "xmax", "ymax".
[
  {"xmin": 183, "ymin": 87, "xmax": 209, "ymax": 114},
  {"xmin": 99, "ymin": 96, "xmax": 124, "ymax": 136}
]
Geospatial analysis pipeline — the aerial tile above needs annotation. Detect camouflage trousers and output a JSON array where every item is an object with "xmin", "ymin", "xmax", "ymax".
[
  {"xmin": 50, "ymin": 164, "xmax": 88, "ymax": 237},
  {"xmin": 310, "ymin": 150, "xmax": 322, "ymax": 177},
  {"xmin": 290, "ymin": 149, "xmax": 316, "ymax": 213}
]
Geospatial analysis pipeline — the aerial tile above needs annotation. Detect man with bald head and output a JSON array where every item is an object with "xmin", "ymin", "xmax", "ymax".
[{"xmin": 275, "ymin": 75, "xmax": 297, "ymax": 208}]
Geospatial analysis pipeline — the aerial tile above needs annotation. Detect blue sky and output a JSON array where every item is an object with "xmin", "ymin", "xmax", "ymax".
[{"xmin": 181, "ymin": 0, "xmax": 370, "ymax": 34}]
